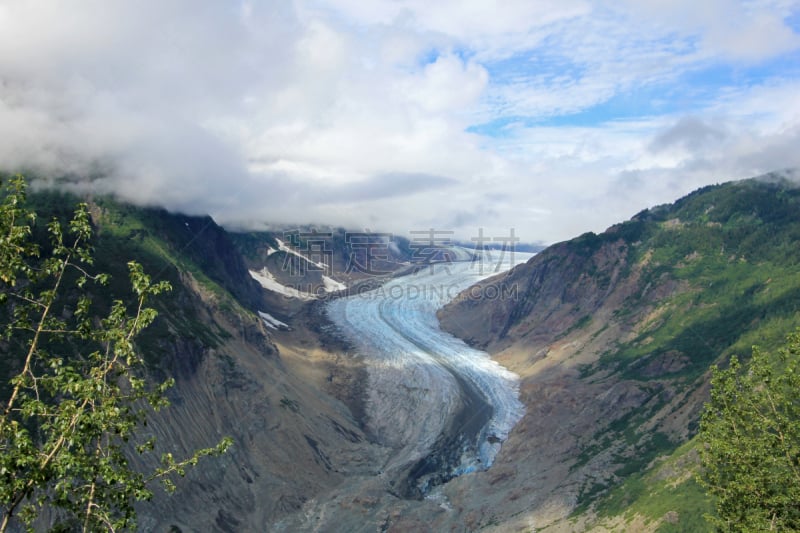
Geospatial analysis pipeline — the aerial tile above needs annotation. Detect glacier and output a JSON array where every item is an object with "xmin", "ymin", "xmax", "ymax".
[{"xmin": 326, "ymin": 251, "xmax": 531, "ymax": 493}]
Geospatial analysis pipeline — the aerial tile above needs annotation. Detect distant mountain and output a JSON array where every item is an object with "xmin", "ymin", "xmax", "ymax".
[
  {"xmin": 437, "ymin": 172, "xmax": 800, "ymax": 530},
  {"xmin": 229, "ymin": 228, "xmax": 415, "ymax": 305}
]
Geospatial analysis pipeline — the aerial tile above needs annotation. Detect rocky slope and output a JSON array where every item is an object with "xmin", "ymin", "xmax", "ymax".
[
  {"xmin": 6, "ymin": 193, "xmax": 388, "ymax": 532},
  {"xmin": 437, "ymin": 171, "xmax": 800, "ymax": 530}
]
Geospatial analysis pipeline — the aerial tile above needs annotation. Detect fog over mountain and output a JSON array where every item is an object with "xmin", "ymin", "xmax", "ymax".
[{"xmin": 1, "ymin": 0, "xmax": 799, "ymax": 241}]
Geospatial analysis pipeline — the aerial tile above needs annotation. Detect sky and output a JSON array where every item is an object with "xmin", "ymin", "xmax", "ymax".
[{"xmin": 0, "ymin": 1, "xmax": 799, "ymax": 244}]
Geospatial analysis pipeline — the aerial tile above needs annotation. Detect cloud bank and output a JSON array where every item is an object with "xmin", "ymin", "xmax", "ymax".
[{"xmin": 0, "ymin": 0, "xmax": 798, "ymax": 242}]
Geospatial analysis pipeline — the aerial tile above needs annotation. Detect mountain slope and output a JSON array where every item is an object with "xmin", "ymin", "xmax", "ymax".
[
  {"xmin": 438, "ymin": 172, "xmax": 800, "ymax": 530},
  {"xmin": 6, "ymin": 191, "xmax": 383, "ymax": 532}
]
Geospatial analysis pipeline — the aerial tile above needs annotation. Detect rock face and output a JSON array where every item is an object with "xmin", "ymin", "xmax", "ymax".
[
  {"xmin": 440, "ymin": 233, "xmax": 639, "ymax": 350},
  {"xmin": 130, "ymin": 290, "xmax": 368, "ymax": 532}
]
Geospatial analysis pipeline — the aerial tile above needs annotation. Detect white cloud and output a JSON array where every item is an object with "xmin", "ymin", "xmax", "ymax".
[
  {"xmin": 621, "ymin": 0, "xmax": 800, "ymax": 62},
  {"xmin": 0, "ymin": 0, "xmax": 798, "ymax": 243}
]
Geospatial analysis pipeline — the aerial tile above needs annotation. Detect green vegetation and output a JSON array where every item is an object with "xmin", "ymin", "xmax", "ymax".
[
  {"xmin": 589, "ymin": 440, "xmax": 713, "ymax": 531},
  {"xmin": 698, "ymin": 330, "xmax": 800, "ymax": 531},
  {"xmin": 610, "ymin": 177, "xmax": 800, "ymax": 380},
  {"xmin": 23, "ymin": 187, "xmax": 255, "ymax": 370},
  {"xmin": 0, "ymin": 176, "xmax": 231, "ymax": 531},
  {"xmin": 568, "ymin": 175, "xmax": 800, "ymax": 527}
]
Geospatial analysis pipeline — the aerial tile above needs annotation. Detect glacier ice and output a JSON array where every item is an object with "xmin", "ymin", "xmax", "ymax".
[{"xmin": 326, "ymin": 252, "xmax": 530, "ymax": 481}]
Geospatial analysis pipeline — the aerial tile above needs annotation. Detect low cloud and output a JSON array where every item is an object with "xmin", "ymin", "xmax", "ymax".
[
  {"xmin": 0, "ymin": 1, "xmax": 798, "ymax": 243},
  {"xmin": 649, "ymin": 117, "xmax": 728, "ymax": 153}
]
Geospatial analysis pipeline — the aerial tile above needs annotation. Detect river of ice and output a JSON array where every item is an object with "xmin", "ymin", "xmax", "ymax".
[{"xmin": 326, "ymin": 251, "xmax": 531, "ymax": 479}]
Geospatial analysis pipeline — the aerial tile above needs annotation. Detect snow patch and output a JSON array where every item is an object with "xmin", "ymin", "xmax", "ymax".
[
  {"xmin": 258, "ymin": 311, "xmax": 290, "ymax": 330},
  {"xmin": 249, "ymin": 268, "xmax": 314, "ymax": 300},
  {"xmin": 275, "ymin": 238, "xmax": 328, "ymax": 270},
  {"xmin": 322, "ymin": 275, "xmax": 347, "ymax": 293}
]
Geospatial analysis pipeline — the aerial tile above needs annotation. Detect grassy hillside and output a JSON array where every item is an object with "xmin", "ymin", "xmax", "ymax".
[
  {"xmin": 439, "ymin": 173, "xmax": 800, "ymax": 531},
  {"xmin": 22, "ymin": 190, "xmax": 271, "ymax": 367},
  {"xmin": 603, "ymin": 176, "xmax": 800, "ymax": 373},
  {"xmin": 578, "ymin": 176, "xmax": 800, "ymax": 529}
]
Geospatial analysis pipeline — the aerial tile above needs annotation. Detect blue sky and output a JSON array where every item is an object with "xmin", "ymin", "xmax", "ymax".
[
  {"xmin": 0, "ymin": 0, "xmax": 799, "ymax": 243},
  {"xmin": 472, "ymin": 50, "xmax": 800, "ymax": 134}
]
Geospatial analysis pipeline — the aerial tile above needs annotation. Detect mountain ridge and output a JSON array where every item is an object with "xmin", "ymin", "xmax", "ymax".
[{"xmin": 437, "ymin": 171, "xmax": 800, "ymax": 530}]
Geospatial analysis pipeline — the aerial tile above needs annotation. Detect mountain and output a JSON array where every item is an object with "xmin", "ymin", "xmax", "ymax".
[
  {"xmin": 438, "ymin": 171, "xmax": 800, "ymax": 530},
  {"xmin": 5, "ymin": 171, "xmax": 800, "ymax": 531},
  {"xmin": 7, "ymin": 191, "xmax": 380, "ymax": 531}
]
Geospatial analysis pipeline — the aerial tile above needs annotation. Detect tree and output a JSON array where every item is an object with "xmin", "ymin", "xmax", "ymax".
[
  {"xmin": 0, "ymin": 176, "xmax": 231, "ymax": 531},
  {"xmin": 699, "ymin": 330, "xmax": 800, "ymax": 531}
]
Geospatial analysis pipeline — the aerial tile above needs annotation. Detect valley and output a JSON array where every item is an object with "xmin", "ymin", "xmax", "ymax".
[
  {"xmin": 3, "ymin": 172, "xmax": 800, "ymax": 532},
  {"xmin": 2, "ymin": 4, "xmax": 799, "ymax": 530}
]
